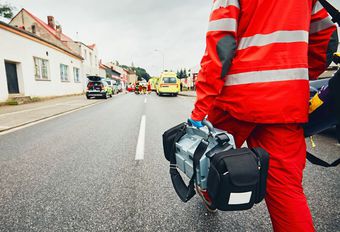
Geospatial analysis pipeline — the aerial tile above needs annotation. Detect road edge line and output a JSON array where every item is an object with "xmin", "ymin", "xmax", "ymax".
[{"xmin": 0, "ymin": 100, "xmax": 108, "ymax": 136}]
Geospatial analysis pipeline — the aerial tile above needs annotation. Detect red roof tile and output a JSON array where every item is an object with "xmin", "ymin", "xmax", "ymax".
[
  {"xmin": 22, "ymin": 8, "xmax": 73, "ymax": 42},
  {"xmin": 88, "ymin": 43, "xmax": 96, "ymax": 49}
]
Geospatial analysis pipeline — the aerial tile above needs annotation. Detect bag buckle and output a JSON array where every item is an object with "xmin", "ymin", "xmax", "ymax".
[
  {"xmin": 215, "ymin": 133, "xmax": 230, "ymax": 146},
  {"xmin": 170, "ymin": 164, "xmax": 177, "ymax": 170}
]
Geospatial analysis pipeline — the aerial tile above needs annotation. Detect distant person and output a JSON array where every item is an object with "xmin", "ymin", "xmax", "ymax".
[
  {"xmin": 189, "ymin": 0, "xmax": 338, "ymax": 231},
  {"xmin": 147, "ymin": 82, "xmax": 151, "ymax": 93}
]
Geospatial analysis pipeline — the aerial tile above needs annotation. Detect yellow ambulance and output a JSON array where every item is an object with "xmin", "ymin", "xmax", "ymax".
[{"xmin": 156, "ymin": 72, "xmax": 180, "ymax": 96}]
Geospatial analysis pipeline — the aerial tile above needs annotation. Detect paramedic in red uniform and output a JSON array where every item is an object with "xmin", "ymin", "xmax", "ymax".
[{"xmin": 190, "ymin": 0, "xmax": 338, "ymax": 231}]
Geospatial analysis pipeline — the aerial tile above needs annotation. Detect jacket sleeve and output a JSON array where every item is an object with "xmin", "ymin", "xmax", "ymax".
[
  {"xmin": 191, "ymin": 0, "xmax": 240, "ymax": 121},
  {"xmin": 308, "ymin": 0, "xmax": 338, "ymax": 80}
]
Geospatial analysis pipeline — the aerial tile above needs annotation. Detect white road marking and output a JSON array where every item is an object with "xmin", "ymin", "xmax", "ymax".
[
  {"xmin": 135, "ymin": 115, "xmax": 146, "ymax": 160},
  {"xmin": 144, "ymin": 98, "xmax": 147, "ymax": 104}
]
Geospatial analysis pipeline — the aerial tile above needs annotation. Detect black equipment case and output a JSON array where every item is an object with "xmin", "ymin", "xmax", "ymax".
[{"xmin": 163, "ymin": 120, "xmax": 270, "ymax": 211}]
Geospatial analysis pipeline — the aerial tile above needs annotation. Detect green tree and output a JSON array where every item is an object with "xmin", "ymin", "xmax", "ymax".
[
  {"xmin": 135, "ymin": 67, "xmax": 150, "ymax": 81},
  {"xmin": 177, "ymin": 69, "xmax": 188, "ymax": 79},
  {"xmin": 120, "ymin": 64, "xmax": 151, "ymax": 81},
  {"xmin": 120, "ymin": 65, "xmax": 130, "ymax": 70},
  {"xmin": 0, "ymin": 2, "xmax": 15, "ymax": 19},
  {"xmin": 183, "ymin": 69, "xmax": 188, "ymax": 79}
]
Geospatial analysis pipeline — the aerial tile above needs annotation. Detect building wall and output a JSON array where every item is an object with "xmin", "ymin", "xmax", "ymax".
[
  {"xmin": 0, "ymin": 26, "xmax": 83, "ymax": 102},
  {"xmin": 62, "ymin": 41, "xmax": 101, "ymax": 88},
  {"xmin": 127, "ymin": 73, "xmax": 138, "ymax": 84},
  {"xmin": 99, "ymin": 68, "xmax": 106, "ymax": 77},
  {"xmin": 80, "ymin": 44, "xmax": 99, "ymax": 76}
]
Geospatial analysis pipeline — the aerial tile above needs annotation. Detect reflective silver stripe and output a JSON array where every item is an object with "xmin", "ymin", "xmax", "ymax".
[
  {"xmin": 212, "ymin": 0, "xmax": 240, "ymax": 12},
  {"xmin": 208, "ymin": 18, "xmax": 237, "ymax": 32},
  {"xmin": 238, "ymin": 30, "xmax": 309, "ymax": 50},
  {"xmin": 224, "ymin": 68, "xmax": 308, "ymax": 86},
  {"xmin": 312, "ymin": 1, "xmax": 323, "ymax": 15},
  {"xmin": 310, "ymin": 16, "xmax": 334, "ymax": 34}
]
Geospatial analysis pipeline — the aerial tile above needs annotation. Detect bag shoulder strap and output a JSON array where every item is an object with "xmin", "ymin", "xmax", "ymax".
[
  {"xmin": 169, "ymin": 139, "xmax": 209, "ymax": 202},
  {"xmin": 318, "ymin": 0, "xmax": 340, "ymax": 26},
  {"xmin": 307, "ymin": 151, "xmax": 340, "ymax": 167}
]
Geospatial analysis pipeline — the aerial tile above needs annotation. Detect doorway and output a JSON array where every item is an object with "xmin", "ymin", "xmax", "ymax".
[{"xmin": 5, "ymin": 61, "xmax": 20, "ymax": 94}]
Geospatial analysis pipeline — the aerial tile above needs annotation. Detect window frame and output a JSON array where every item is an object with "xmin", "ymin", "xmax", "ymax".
[
  {"xmin": 34, "ymin": 57, "xmax": 50, "ymax": 81},
  {"xmin": 60, "ymin": 64, "xmax": 69, "ymax": 82},
  {"xmin": 73, "ymin": 67, "xmax": 80, "ymax": 83}
]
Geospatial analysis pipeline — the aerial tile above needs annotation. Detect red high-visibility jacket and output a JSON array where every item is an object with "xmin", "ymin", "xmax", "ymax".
[{"xmin": 192, "ymin": 0, "xmax": 338, "ymax": 123}]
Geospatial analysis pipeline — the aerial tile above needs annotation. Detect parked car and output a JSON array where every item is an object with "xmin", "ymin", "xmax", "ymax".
[
  {"xmin": 117, "ymin": 83, "xmax": 123, "ymax": 92},
  {"xmin": 86, "ymin": 76, "xmax": 113, "ymax": 99},
  {"xmin": 127, "ymin": 84, "xmax": 135, "ymax": 92},
  {"xmin": 105, "ymin": 79, "xmax": 119, "ymax": 95},
  {"xmin": 156, "ymin": 72, "xmax": 180, "ymax": 96}
]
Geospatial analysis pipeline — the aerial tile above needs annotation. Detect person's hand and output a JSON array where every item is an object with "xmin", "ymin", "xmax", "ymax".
[{"xmin": 188, "ymin": 118, "xmax": 204, "ymax": 128}]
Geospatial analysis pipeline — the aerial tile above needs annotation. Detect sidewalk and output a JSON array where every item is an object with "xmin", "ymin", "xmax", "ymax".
[
  {"xmin": 0, "ymin": 95, "xmax": 105, "ymax": 133},
  {"xmin": 178, "ymin": 91, "xmax": 196, "ymax": 97}
]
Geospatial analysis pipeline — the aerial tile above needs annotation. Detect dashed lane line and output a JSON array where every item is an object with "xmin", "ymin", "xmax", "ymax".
[{"xmin": 135, "ymin": 115, "xmax": 146, "ymax": 160}]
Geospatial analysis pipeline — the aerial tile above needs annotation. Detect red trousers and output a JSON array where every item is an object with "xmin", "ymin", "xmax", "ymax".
[{"xmin": 208, "ymin": 107, "xmax": 315, "ymax": 232}]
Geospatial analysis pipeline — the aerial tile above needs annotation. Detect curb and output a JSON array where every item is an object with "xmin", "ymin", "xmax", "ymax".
[
  {"xmin": 178, "ymin": 92, "xmax": 196, "ymax": 97},
  {"xmin": 0, "ymin": 98, "xmax": 109, "ymax": 135}
]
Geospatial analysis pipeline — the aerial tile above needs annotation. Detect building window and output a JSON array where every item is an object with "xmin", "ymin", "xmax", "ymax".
[
  {"xmin": 34, "ymin": 57, "xmax": 49, "ymax": 80},
  {"xmin": 31, "ymin": 25, "xmax": 36, "ymax": 34},
  {"xmin": 60, "ymin": 64, "xmax": 69, "ymax": 81},
  {"xmin": 73, "ymin": 67, "xmax": 80, "ymax": 83},
  {"xmin": 84, "ymin": 49, "xmax": 87, "ymax": 60}
]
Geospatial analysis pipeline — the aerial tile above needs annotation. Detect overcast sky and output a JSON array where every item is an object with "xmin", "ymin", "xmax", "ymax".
[{"xmin": 7, "ymin": 0, "xmax": 340, "ymax": 76}]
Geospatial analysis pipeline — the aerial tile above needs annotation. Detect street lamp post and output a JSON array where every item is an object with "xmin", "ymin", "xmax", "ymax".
[{"xmin": 154, "ymin": 49, "xmax": 165, "ymax": 72}]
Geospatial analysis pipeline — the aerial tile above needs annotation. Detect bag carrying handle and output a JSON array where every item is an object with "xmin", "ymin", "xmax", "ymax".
[{"xmin": 202, "ymin": 119, "xmax": 216, "ymax": 134}]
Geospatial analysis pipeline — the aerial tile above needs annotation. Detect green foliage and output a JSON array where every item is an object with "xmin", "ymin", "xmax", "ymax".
[
  {"xmin": 120, "ymin": 65, "xmax": 151, "ymax": 81},
  {"xmin": 120, "ymin": 65, "xmax": 129, "ymax": 70},
  {"xmin": 177, "ymin": 68, "xmax": 188, "ymax": 79},
  {"xmin": 135, "ymin": 67, "xmax": 150, "ymax": 81},
  {"xmin": 0, "ymin": 2, "xmax": 15, "ymax": 19},
  {"xmin": 6, "ymin": 99, "xmax": 18, "ymax": 105}
]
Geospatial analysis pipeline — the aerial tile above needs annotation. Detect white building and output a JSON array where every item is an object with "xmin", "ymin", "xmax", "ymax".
[
  {"xmin": 65, "ymin": 42, "xmax": 101, "ymax": 88},
  {"xmin": 181, "ymin": 66, "xmax": 199, "ymax": 90},
  {"xmin": 0, "ymin": 21, "xmax": 83, "ymax": 102},
  {"xmin": 9, "ymin": 9, "xmax": 101, "ymax": 91},
  {"xmin": 105, "ymin": 62, "xmax": 128, "ymax": 89}
]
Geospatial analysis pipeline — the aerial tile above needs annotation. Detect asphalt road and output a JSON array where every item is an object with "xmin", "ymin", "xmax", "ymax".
[{"xmin": 0, "ymin": 93, "xmax": 339, "ymax": 231}]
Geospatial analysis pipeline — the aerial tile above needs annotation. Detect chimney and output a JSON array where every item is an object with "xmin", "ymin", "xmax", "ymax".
[
  {"xmin": 56, "ymin": 25, "xmax": 62, "ymax": 39},
  {"xmin": 47, "ymin": 16, "xmax": 55, "ymax": 29}
]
